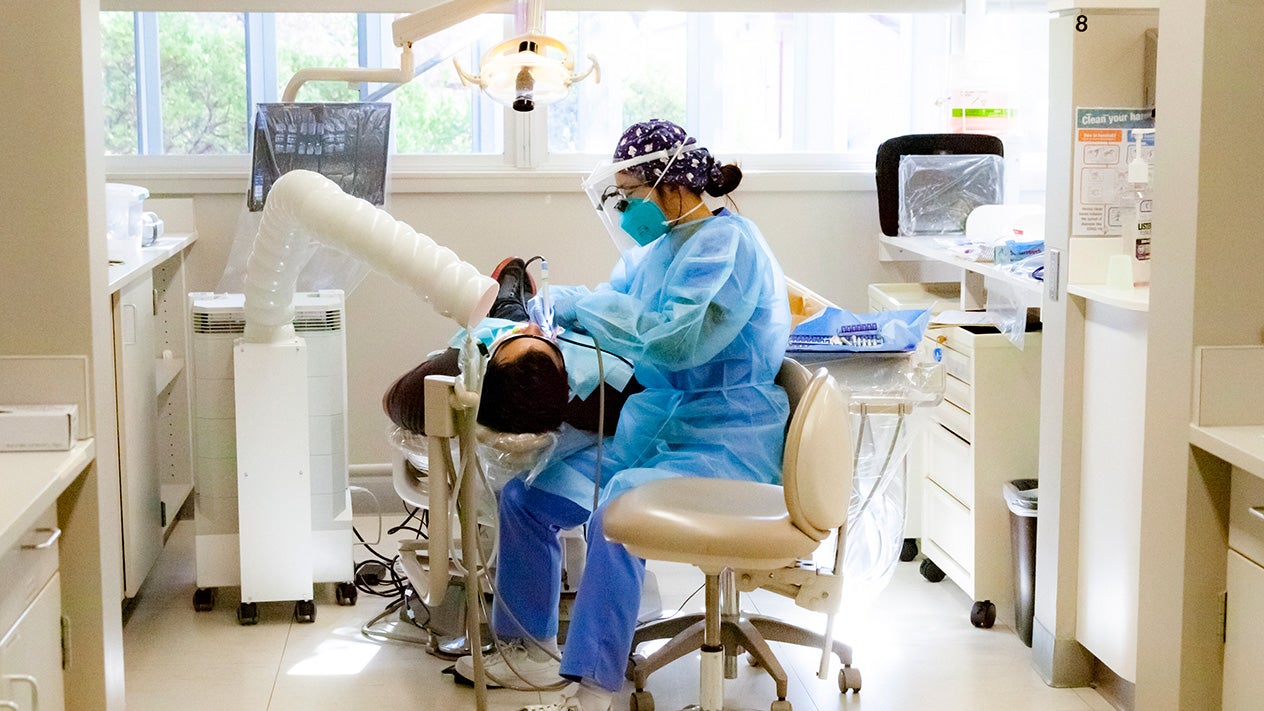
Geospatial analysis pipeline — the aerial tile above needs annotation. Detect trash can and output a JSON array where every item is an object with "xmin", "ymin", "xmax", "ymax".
[{"xmin": 1004, "ymin": 479, "xmax": 1039, "ymax": 647}]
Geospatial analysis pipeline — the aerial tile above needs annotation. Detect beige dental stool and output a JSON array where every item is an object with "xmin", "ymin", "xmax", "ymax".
[{"xmin": 604, "ymin": 360, "xmax": 861, "ymax": 711}]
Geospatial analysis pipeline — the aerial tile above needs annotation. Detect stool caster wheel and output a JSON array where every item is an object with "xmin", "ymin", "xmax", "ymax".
[
  {"xmin": 839, "ymin": 665, "xmax": 862, "ymax": 693},
  {"xmin": 971, "ymin": 600, "xmax": 996, "ymax": 628},
  {"xmin": 629, "ymin": 690, "xmax": 654, "ymax": 711},
  {"xmin": 770, "ymin": 700, "xmax": 792, "ymax": 711}
]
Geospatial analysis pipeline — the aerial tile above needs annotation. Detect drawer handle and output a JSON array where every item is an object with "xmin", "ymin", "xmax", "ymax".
[
  {"xmin": 21, "ymin": 527, "xmax": 61, "ymax": 550},
  {"xmin": 1, "ymin": 674, "xmax": 38, "ymax": 711},
  {"xmin": 1250, "ymin": 507, "xmax": 1264, "ymax": 522}
]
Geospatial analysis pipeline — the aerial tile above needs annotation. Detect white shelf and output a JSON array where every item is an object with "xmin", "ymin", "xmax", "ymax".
[
  {"xmin": 160, "ymin": 482, "xmax": 193, "ymax": 536},
  {"xmin": 1066, "ymin": 283, "xmax": 1150, "ymax": 312},
  {"xmin": 154, "ymin": 357, "xmax": 185, "ymax": 396},
  {"xmin": 1190, "ymin": 425, "xmax": 1264, "ymax": 480}
]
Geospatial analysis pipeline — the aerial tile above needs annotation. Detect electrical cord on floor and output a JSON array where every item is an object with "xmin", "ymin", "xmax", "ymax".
[{"xmin": 358, "ymin": 501, "xmax": 443, "ymax": 644}]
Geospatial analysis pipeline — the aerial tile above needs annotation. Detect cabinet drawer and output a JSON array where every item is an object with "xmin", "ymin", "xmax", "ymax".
[
  {"xmin": 942, "ymin": 373, "xmax": 972, "ymax": 413},
  {"xmin": 926, "ymin": 423, "xmax": 973, "ymax": 508},
  {"xmin": 1230, "ymin": 469, "xmax": 1264, "ymax": 566},
  {"xmin": 922, "ymin": 479, "xmax": 974, "ymax": 576},
  {"xmin": 923, "ymin": 337, "xmax": 972, "ymax": 385},
  {"xmin": 932, "ymin": 398, "xmax": 973, "ymax": 444},
  {"xmin": 0, "ymin": 506, "xmax": 60, "ymax": 640}
]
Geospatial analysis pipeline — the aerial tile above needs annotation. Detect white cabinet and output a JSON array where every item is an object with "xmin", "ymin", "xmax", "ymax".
[
  {"xmin": 114, "ymin": 273, "xmax": 163, "ymax": 598},
  {"xmin": 109, "ymin": 234, "xmax": 196, "ymax": 599},
  {"xmin": 1223, "ymin": 550, "xmax": 1264, "ymax": 711},
  {"xmin": 1224, "ymin": 468, "xmax": 1264, "ymax": 710},
  {"xmin": 1033, "ymin": 1, "xmax": 1159, "ymax": 689},
  {"xmin": 0, "ymin": 507, "xmax": 64, "ymax": 711},
  {"xmin": 917, "ymin": 325, "xmax": 1041, "ymax": 628}
]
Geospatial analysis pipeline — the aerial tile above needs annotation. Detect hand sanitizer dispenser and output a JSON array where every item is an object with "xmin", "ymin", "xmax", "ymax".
[{"xmin": 1120, "ymin": 129, "xmax": 1154, "ymax": 287}]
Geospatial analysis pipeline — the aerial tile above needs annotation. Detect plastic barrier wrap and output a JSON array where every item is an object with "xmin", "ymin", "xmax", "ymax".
[
  {"xmin": 793, "ymin": 352, "xmax": 945, "ymax": 608},
  {"xmin": 898, "ymin": 153, "xmax": 1004, "ymax": 235}
]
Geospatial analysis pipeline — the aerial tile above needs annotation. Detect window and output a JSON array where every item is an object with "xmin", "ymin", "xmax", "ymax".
[
  {"xmin": 103, "ymin": 13, "xmax": 250, "ymax": 155},
  {"xmin": 101, "ymin": 7, "xmax": 1048, "ymax": 184},
  {"xmin": 101, "ymin": 11, "xmax": 507, "ymax": 157},
  {"xmin": 543, "ymin": 12, "xmax": 958, "ymax": 164}
]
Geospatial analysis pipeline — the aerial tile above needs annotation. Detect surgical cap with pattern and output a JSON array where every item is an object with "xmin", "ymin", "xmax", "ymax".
[{"xmin": 613, "ymin": 119, "xmax": 721, "ymax": 192}]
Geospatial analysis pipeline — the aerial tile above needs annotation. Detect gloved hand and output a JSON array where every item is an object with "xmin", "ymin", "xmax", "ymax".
[
  {"xmin": 526, "ymin": 294, "xmax": 559, "ymax": 337},
  {"xmin": 529, "ymin": 286, "xmax": 589, "ymax": 333}
]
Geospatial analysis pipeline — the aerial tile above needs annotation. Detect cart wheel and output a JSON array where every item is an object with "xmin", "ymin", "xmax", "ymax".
[
  {"xmin": 919, "ymin": 558, "xmax": 946, "ymax": 583},
  {"xmin": 770, "ymin": 700, "xmax": 792, "ymax": 711},
  {"xmin": 971, "ymin": 600, "xmax": 996, "ymax": 628},
  {"xmin": 294, "ymin": 599, "xmax": 317, "ymax": 623},
  {"xmin": 335, "ymin": 582, "xmax": 358, "ymax": 606},
  {"xmin": 839, "ymin": 665, "xmax": 862, "ymax": 693},
  {"xmin": 900, "ymin": 538, "xmax": 919, "ymax": 562},
  {"xmin": 237, "ymin": 602, "xmax": 259, "ymax": 626},
  {"xmin": 193, "ymin": 587, "xmax": 215, "ymax": 612},
  {"xmin": 629, "ymin": 690, "xmax": 654, "ymax": 711}
]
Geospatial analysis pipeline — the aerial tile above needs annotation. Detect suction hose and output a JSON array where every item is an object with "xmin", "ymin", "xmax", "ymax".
[{"xmin": 242, "ymin": 170, "xmax": 498, "ymax": 343}]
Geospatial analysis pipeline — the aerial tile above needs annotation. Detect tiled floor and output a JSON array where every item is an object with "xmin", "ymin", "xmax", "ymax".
[{"xmin": 124, "ymin": 518, "xmax": 1113, "ymax": 711}]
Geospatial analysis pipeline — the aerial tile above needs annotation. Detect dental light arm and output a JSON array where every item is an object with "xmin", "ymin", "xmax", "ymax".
[
  {"xmin": 281, "ymin": 0, "xmax": 597, "ymax": 111},
  {"xmin": 242, "ymin": 169, "xmax": 497, "ymax": 344},
  {"xmin": 282, "ymin": 0, "xmax": 512, "ymax": 102}
]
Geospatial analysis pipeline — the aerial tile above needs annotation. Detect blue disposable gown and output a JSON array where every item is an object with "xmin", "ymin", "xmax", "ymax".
[{"xmin": 527, "ymin": 208, "xmax": 791, "ymax": 509}]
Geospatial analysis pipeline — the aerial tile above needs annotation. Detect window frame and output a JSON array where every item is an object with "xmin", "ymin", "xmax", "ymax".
[{"xmin": 100, "ymin": 0, "xmax": 1051, "ymax": 199}]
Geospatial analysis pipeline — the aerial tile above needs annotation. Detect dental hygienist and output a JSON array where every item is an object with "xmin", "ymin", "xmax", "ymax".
[{"xmin": 463, "ymin": 119, "xmax": 792, "ymax": 711}]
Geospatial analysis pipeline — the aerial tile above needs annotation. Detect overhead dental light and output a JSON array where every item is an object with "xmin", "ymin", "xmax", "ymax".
[
  {"xmin": 281, "ymin": 0, "xmax": 598, "ymax": 112},
  {"xmin": 453, "ymin": 0, "xmax": 599, "ymax": 112}
]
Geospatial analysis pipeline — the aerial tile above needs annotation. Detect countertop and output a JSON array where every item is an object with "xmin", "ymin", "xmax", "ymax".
[
  {"xmin": 108, "ymin": 232, "xmax": 197, "ymax": 294},
  {"xmin": 0, "ymin": 439, "xmax": 95, "ymax": 552},
  {"xmin": 876, "ymin": 234, "xmax": 1044, "ymax": 296}
]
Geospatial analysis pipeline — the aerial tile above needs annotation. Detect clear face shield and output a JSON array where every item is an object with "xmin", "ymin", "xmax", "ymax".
[{"xmin": 581, "ymin": 141, "xmax": 701, "ymax": 256}]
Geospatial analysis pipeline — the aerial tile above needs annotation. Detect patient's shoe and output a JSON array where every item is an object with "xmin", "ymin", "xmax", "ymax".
[
  {"xmin": 453, "ymin": 639, "xmax": 563, "ymax": 691},
  {"xmin": 489, "ymin": 257, "xmax": 535, "ymax": 322},
  {"xmin": 520, "ymin": 682, "xmax": 612, "ymax": 711}
]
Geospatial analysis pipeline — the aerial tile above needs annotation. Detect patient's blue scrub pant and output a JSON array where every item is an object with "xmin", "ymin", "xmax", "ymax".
[{"xmin": 493, "ymin": 477, "xmax": 646, "ymax": 692}]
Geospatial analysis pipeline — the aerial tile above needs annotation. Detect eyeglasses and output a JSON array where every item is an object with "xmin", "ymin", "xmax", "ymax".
[
  {"xmin": 599, "ymin": 185, "xmax": 630, "ymax": 213},
  {"xmin": 599, "ymin": 183, "xmax": 652, "ymax": 213}
]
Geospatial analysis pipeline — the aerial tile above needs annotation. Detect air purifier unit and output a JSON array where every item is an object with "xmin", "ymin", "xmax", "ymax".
[{"xmin": 188, "ymin": 290, "xmax": 356, "ymax": 623}]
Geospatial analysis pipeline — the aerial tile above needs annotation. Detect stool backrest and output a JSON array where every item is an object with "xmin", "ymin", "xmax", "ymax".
[{"xmin": 778, "ymin": 361, "xmax": 853, "ymax": 541}]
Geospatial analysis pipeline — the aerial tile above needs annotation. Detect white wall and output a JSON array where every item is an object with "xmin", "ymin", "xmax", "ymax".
[{"xmin": 166, "ymin": 179, "xmax": 946, "ymax": 466}]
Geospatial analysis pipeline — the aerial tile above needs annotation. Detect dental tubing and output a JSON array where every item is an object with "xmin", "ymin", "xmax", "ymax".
[{"xmin": 242, "ymin": 169, "xmax": 498, "ymax": 343}]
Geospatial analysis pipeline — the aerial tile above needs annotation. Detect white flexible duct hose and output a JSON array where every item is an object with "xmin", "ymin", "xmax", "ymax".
[{"xmin": 242, "ymin": 169, "xmax": 497, "ymax": 343}]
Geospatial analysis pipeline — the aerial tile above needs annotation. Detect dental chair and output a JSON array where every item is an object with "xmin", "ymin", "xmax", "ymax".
[{"xmin": 603, "ymin": 360, "xmax": 861, "ymax": 711}]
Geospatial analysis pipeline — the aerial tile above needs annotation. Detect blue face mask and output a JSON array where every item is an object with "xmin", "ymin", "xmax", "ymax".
[{"xmin": 619, "ymin": 197, "xmax": 669, "ymax": 246}]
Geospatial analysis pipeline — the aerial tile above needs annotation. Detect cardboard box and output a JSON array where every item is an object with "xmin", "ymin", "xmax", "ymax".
[{"xmin": 0, "ymin": 405, "xmax": 78, "ymax": 452}]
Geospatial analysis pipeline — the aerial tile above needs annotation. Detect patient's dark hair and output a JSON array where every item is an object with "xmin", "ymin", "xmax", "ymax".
[{"xmin": 476, "ymin": 347, "xmax": 568, "ymax": 434}]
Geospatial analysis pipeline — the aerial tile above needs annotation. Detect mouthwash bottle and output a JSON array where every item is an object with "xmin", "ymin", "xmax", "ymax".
[{"xmin": 1120, "ymin": 129, "xmax": 1154, "ymax": 287}]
